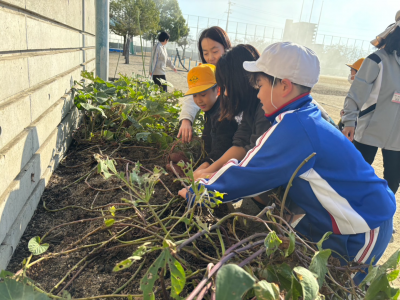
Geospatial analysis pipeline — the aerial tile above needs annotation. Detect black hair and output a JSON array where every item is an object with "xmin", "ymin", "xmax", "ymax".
[
  {"xmin": 158, "ymin": 31, "xmax": 170, "ymax": 42},
  {"xmin": 215, "ymin": 44, "xmax": 260, "ymax": 120},
  {"xmin": 377, "ymin": 25, "xmax": 400, "ymax": 56},
  {"xmin": 248, "ymin": 72, "xmax": 312, "ymax": 94},
  {"xmin": 198, "ymin": 26, "xmax": 232, "ymax": 64}
]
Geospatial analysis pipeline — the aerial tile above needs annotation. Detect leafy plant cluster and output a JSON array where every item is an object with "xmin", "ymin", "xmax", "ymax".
[
  {"xmin": 73, "ymin": 71, "xmax": 184, "ymax": 149},
  {"xmin": 4, "ymin": 153, "xmax": 400, "ymax": 300}
]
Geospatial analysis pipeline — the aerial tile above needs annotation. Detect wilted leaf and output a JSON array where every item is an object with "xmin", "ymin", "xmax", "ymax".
[
  {"xmin": 264, "ymin": 231, "xmax": 282, "ymax": 256},
  {"xmin": 216, "ymin": 264, "xmax": 255, "ymax": 300},
  {"xmin": 293, "ymin": 266, "xmax": 319, "ymax": 300},
  {"xmin": 254, "ymin": 280, "xmax": 280, "ymax": 300},
  {"xmin": 284, "ymin": 232, "xmax": 296, "ymax": 257},
  {"xmin": 309, "ymin": 249, "xmax": 331, "ymax": 288},
  {"xmin": 316, "ymin": 232, "xmax": 332, "ymax": 251},
  {"xmin": 28, "ymin": 236, "xmax": 49, "ymax": 256},
  {"xmin": 105, "ymin": 219, "xmax": 115, "ymax": 227}
]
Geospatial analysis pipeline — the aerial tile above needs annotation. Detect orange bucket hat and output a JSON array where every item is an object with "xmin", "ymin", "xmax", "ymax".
[
  {"xmin": 346, "ymin": 58, "xmax": 365, "ymax": 72},
  {"xmin": 185, "ymin": 64, "xmax": 217, "ymax": 96}
]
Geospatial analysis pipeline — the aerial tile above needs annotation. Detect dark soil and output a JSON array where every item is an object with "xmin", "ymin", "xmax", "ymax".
[{"xmin": 7, "ymin": 139, "xmax": 224, "ymax": 299}]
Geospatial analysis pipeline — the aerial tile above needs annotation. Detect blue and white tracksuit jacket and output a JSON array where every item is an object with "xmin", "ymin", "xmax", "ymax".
[{"xmin": 188, "ymin": 93, "xmax": 396, "ymax": 284}]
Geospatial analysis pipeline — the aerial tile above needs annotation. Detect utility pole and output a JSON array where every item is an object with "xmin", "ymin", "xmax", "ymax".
[
  {"xmin": 226, "ymin": 0, "xmax": 234, "ymax": 33},
  {"xmin": 300, "ymin": 0, "xmax": 305, "ymax": 22},
  {"xmin": 309, "ymin": 0, "xmax": 315, "ymax": 23},
  {"xmin": 316, "ymin": 0, "xmax": 324, "ymax": 36}
]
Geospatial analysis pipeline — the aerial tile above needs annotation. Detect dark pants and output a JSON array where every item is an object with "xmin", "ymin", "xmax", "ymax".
[
  {"xmin": 354, "ymin": 140, "xmax": 400, "ymax": 194},
  {"xmin": 152, "ymin": 75, "xmax": 167, "ymax": 92}
]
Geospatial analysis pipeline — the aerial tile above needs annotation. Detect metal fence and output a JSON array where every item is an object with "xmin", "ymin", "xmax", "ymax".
[{"xmin": 109, "ymin": 14, "xmax": 374, "ymax": 76}]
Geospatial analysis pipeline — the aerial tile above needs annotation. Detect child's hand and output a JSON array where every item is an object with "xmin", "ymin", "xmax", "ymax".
[
  {"xmin": 194, "ymin": 169, "xmax": 214, "ymax": 181},
  {"xmin": 177, "ymin": 119, "xmax": 193, "ymax": 143},
  {"xmin": 178, "ymin": 188, "xmax": 188, "ymax": 199},
  {"xmin": 342, "ymin": 126, "xmax": 355, "ymax": 142}
]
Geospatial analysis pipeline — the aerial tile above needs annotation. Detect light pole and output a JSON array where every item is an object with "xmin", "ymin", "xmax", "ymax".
[{"xmin": 95, "ymin": 0, "xmax": 110, "ymax": 80}]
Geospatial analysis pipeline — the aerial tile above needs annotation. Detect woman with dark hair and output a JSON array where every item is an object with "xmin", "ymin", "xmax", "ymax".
[
  {"xmin": 178, "ymin": 26, "xmax": 232, "ymax": 142},
  {"xmin": 149, "ymin": 31, "xmax": 177, "ymax": 92},
  {"xmin": 193, "ymin": 44, "xmax": 271, "ymax": 182},
  {"xmin": 342, "ymin": 10, "xmax": 400, "ymax": 194}
]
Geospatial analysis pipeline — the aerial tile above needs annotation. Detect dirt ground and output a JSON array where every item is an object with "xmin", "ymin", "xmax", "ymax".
[{"xmin": 110, "ymin": 53, "xmax": 400, "ymax": 267}]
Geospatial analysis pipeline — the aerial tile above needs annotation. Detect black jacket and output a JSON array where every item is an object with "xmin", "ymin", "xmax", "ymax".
[
  {"xmin": 232, "ymin": 102, "xmax": 272, "ymax": 152},
  {"xmin": 202, "ymin": 99, "xmax": 238, "ymax": 164}
]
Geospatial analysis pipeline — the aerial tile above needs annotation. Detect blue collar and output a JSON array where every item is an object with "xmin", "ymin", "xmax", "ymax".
[{"xmin": 265, "ymin": 93, "xmax": 313, "ymax": 123}]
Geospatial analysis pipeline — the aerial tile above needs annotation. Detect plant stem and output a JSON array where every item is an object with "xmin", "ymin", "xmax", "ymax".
[
  {"xmin": 280, "ymin": 152, "xmax": 316, "ymax": 225},
  {"xmin": 216, "ymin": 228, "xmax": 225, "ymax": 255}
]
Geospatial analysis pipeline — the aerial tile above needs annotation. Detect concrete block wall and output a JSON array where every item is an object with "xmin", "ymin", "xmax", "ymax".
[{"xmin": 0, "ymin": 0, "xmax": 96, "ymax": 271}]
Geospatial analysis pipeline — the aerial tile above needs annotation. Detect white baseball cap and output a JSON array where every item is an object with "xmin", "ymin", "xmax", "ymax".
[{"xmin": 243, "ymin": 42, "xmax": 320, "ymax": 88}]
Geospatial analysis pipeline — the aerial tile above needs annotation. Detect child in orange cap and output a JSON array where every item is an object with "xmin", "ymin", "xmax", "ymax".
[
  {"xmin": 167, "ymin": 64, "xmax": 238, "ymax": 176},
  {"xmin": 338, "ymin": 58, "xmax": 365, "ymax": 131}
]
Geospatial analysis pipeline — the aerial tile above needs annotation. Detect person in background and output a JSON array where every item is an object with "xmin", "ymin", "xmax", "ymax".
[
  {"xmin": 149, "ymin": 31, "xmax": 177, "ymax": 92},
  {"xmin": 342, "ymin": 10, "xmax": 400, "ymax": 194},
  {"xmin": 177, "ymin": 26, "xmax": 232, "ymax": 143},
  {"xmin": 338, "ymin": 58, "xmax": 364, "ymax": 131}
]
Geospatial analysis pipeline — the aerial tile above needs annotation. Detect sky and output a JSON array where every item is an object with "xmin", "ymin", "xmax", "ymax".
[{"xmin": 177, "ymin": 0, "xmax": 399, "ymax": 44}]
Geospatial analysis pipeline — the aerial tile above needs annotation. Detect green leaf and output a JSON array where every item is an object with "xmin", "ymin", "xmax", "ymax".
[
  {"xmin": 264, "ymin": 231, "xmax": 282, "ymax": 256},
  {"xmin": 391, "ymin": 288, "xmax": 400, "ymax": 300},
  {"xmin": 28, "ymin": 236, "xmax": 49, "ymax": 256},
  {"xmin": 133, "ymin": 242, "xmax": 151, "ymax": 257},
  {"xmin": 105, "ymin": 219, "xmax": 115, "ymax": 227},
  {"xmin": 293, "ymin": 266, "xmax": 319, "ymax": 300},
  {"xmin": 167, "ymin": 255, "xmax": 186, "ymax": 299},
  {"xmin": 388, "ymin": 270, "xmax": 400, "ymax": 282},
  {"xmin": 61, "ymin": 290, "xmax": 72, "ymax": 300},
  {"xmin": 140, "ymin": 249, "xmax": 168, "ymax": 300},
  {"xmin": 309, "ymin": 249, "xmax": 331, "ymax": 288},
  {"xmin": 80, "ymin": 103, "xmax": 107, "ymax": 118},
  {"xmin": 316, "ymin": 232, "xmax": 332, "ymax": 251},
  {"xmin": 382, "ymin": 250, "xmax": 400, "ymax": 270},
  {"xmin": 286, "ymin": 273, "xmax": 302, "ymax": 300},
  {"xmin": 136, "ymin": 132, "xmax": 151, "ymax": 142},
  {"xmin": 127, "ymin": 116, "xmax": 144, "ymax": 129},
  {"xmin": 274, "ymin": 263, "xmax": 293, "ymax": 291},
  {"xmin": 284, "ymin": 232, "xmax": 296, "ymax": 257},
  {"xmin": 0, "ymin": 277, "xmax": 51, "ymax": 300},
  {"xmin": 113, "ymin": 256, "xmax": 141, "ymax": 272},
  {"xmin": 216, "ymin": 264, "xmax": 255, "ymax": 300},
  {"xmin": 254, "ymin": 280, "xmax": 280, "ymax": 300},
  {"xmin": 365, "ymin": 273, "xmax": 391, "ymax": 300}
]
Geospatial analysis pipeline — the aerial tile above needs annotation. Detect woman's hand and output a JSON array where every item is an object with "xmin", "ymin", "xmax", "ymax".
[
  {"xmin": 177, "ymin": 119, "xmax": 193, "ymax": 143},
  {"xmin": 342, "ymin": 126, "xmax": 355, "ymax": 142},
  {"xmin": 149, "ymin": 72, "xmax": 152, "ymax": 76},
  {"xmin": 178, "ymin": 188, "xmax": 187, "ymax": 199}
]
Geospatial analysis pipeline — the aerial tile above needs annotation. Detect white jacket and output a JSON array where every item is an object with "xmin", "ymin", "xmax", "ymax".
[
  {"xmin": 149, "ymin": 42, "xmax": 175, "ymax": 76},
  {"xmin": 179, "ymin": 95, "xmax": 199, "ymax": 122}
]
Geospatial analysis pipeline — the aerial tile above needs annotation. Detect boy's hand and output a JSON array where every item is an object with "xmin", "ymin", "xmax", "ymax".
[
  {"xmin": 178, "ymin": 188, "xmax": 188, "ymax": 199},
  {"xmin": 194, "ymin": 169, "xmax": 214, "ymax": 181},
  {"xmin": 177, "ymin": 119, "xmax": 193, "ymax": 143},
  {"xmin": 342, "ymin": 126, "xmax": 355, "ymax": 142}
]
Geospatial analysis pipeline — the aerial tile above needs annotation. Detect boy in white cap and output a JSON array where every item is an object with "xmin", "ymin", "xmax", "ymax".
[{"xmin": 179, "ymin": 42, "xmax": 395, "ymax": 284}]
